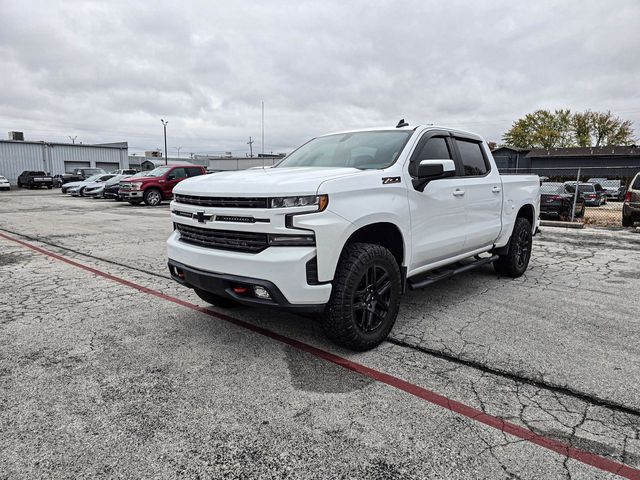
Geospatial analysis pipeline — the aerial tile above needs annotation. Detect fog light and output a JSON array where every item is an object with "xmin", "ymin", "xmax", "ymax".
[{"xmin": 253, "ymin": 286, "xmax": 271, "ymax": 300}]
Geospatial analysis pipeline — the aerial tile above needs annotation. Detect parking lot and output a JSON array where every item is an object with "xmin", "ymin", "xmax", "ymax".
[{"xmin": 1, "ymin": 189, "xmax": 640, "ymax": 479}]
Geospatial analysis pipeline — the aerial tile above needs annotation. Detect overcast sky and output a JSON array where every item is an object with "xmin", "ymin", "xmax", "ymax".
[{"xmin": 1, "ymin": 0, "xmax": 639, "ymax": 156}]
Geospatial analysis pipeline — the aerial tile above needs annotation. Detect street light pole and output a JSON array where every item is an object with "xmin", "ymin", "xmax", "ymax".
[{"xmin": 160, "ymin": 119, "xmax": 168, "ymax": 165}]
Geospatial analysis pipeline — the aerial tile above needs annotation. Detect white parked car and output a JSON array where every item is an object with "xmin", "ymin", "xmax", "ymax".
[
  {"xmin": 0, "ymin": 175, "xmax": 10, "ymax": 191},
  {"xmin": 167, "ymin": 123, "xmax": 540, "ymax": 350}
]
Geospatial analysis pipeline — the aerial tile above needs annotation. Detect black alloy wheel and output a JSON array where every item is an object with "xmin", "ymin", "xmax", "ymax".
[
  {"xmin": 352, "ymin": 264, "xmax": 392, "ymax": 334},
  {"xmin": 322, "ymin": 242, "xmax": 401, "ymax": 350}
]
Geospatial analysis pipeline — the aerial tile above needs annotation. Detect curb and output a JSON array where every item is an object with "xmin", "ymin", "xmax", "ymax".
[{"xmin": 540, "ymin": 220, "xmax": 585, "ymax": 229}]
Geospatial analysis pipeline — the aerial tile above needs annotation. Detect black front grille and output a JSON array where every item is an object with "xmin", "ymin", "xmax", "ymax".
[
  {"xmin": 174, "ymin": 194, "xmax": 269, "ymax": 208},
  {"xmin": 176, "ymin": 224, "xmax": 268, "ymax": 253}
]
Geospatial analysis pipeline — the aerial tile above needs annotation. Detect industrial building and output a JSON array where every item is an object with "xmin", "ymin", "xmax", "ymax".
[
  {"xmin": 0, "ymin": 133, "xmax": 129, "ymax": 184},
  {"xmin": 491, "ymin": 145, "xmax": 640, "ymax": 179},
  {"xmin": 128, "ymin": 153, "xmax": 285, "ymax": 172}
]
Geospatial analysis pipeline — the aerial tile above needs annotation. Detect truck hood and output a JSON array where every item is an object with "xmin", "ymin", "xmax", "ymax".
[{"xmin": 173, "ymin": 167, "xmax": 363, "ymax": 196}]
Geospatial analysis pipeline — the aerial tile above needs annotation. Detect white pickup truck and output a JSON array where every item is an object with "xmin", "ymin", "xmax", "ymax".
[{"xmin": 167, "ymin": 123, "xmax": 540, "ymax": 350}]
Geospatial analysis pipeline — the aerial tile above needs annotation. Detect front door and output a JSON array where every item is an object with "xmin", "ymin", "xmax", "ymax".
[
  {"xmin": 406, "ymin": 133, "xmax": 467, "ymax": 271},
  {"xmin": 164, "ymin": 167, "xmax": 187, "ymax": 197}
]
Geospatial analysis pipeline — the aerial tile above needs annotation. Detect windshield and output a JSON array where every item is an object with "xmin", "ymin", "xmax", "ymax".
[
  {"xmin": 84, "ymin": 174, "xmax": 104, "ymax": 182},
  {"xmin": 143, "ymin": 167, "xmax": 171, "ymax": 177},
  {"xmin": 105, "ymin": 175, "xmax": 124, "ymax": 185},
  {"xmin": 602, "ymin": 180, "xmax": 620, "ymax": 188},
  {"xmin": 83, "ymin": 169, "xmax": 104, "ymax": 175},
  {"xmin": 541, "ymin": 183, "xmax": 565, "ymax": 194},
  {"xmin": 275, "ymin": 131, "xmax": 413, "ymax": 169}
]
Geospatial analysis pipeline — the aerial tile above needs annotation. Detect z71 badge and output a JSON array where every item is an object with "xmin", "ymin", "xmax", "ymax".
[{"xmin": 382, "ymin": 176, "xmax": 401, "ymax": 184}]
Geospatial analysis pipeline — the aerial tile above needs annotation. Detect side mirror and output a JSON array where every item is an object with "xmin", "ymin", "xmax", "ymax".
[
  {"xmin": 166, "ymin": 174, "xmax": 175, "ymax": 181},
  {"xmin": 417, "ymin": 159, "xmax": 456, "ymax": 179}
]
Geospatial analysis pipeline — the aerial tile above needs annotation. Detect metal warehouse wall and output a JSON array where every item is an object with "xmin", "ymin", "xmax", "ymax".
[
  {"xmin": 0, "ymin": 141, "xmax": 129, "ymax": 184},
  {"xmin": 0, "ymin": 142, "xmax": 47, "ymax": 184}
]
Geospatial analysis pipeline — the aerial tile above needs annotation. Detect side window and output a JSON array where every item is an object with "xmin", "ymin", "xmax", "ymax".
[
  {"xmin": 171, "ymin": 168, "xmax": 187, "ymax": 180},
  {"xmin": 632, "ymin": 175, "xmax": 640, "ymax": 190},
  {"xmin": 455, "ymin": 139, "xmax": 488, "ymax": 176},
  {"xmin": 410, "ymin": 136, "xmax": 452, "ymax": 177},
  {"xmin": 186, "ymin": 167, "xmax": 203, "ymax": 177},
  {"xmin": 416, "ymin": 137, "xmax": 451, "ymax": 161}
]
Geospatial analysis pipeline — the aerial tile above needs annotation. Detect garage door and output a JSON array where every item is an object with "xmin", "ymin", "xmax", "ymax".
[
  {"xmin": 64, "ymin": 161, "xmax": 90, "ymax": 173},
  {"xmin": 96, "ymin": 162, "xmax": 119, "ymax": 173}
]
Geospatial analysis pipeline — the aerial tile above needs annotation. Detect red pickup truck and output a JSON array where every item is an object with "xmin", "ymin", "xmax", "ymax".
[{"xmin": 119, "ymin": 164, "xmax": 206, "ymax": 206}]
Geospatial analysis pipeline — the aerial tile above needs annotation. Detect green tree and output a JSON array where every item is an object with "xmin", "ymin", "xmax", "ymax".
[
  {"xmin": 502, "ymin": 109, "xmax": 574, "ymax": 149},
  {"xmin": 502, "ymin": 109, "xmax": 635, "ymax": 148}
]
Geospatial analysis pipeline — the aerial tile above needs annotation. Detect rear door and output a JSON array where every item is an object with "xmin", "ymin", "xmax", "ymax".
[
  {"xmin": 451, "ymin": 137, "xmax": 503, "ymax": 251},
  {"xmin": 406, "ymin": 131, "xmax": 467, "ymax": 269}
]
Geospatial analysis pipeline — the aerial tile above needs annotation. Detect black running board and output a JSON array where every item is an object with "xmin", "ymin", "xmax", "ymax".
[{"xmin": 407, "ymin": 254, "xmax": 499, "ymax": 290}]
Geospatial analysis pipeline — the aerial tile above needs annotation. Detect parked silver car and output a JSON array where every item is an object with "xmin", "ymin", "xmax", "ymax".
[
  {"xmin": 84, "ymin": 175, "xmax": 129, "ymax": 198},
  {"xmin": 67, "ymin": 174, "xmax": 117, "ymax": 196}
]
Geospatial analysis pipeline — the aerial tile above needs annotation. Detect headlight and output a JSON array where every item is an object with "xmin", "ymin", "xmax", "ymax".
[
  {"xmin": 130, "ymin": 182, "xmax": 143, "ymax": 190},
  {"xmin": 267, "ymin": 233, "xmax": 315, "ymax": 246},
  {"xmin": 269, "ymin": 194, "xmax": 328, "ymax": 211}
]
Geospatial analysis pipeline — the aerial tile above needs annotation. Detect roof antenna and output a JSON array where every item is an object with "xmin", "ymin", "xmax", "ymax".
[{"xmin": 396, "ymin": 118, "xmax": 409, "ymax": 128}]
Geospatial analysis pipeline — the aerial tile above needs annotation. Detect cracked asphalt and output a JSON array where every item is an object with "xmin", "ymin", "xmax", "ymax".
[{"xmin": 1, "ymin": 189, "xmax": 639, "ymax": 479}]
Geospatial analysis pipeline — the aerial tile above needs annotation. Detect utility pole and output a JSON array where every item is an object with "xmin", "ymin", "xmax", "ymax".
[
  {"xmin": 160, "ymin": 119, "xmax": 168, "ymax": 165},
  {"xmin": 68, "ymin": 136, "xmax": 77, "ymax": 144},
  {"xmin": 247, "ymin": 136, "xmax": 254, "ymax": 157}
]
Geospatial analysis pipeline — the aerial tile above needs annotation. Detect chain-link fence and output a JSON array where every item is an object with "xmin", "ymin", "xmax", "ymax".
[{"xmin": 498, "ymin": 166, "xmax": 639, "ymax": 228}]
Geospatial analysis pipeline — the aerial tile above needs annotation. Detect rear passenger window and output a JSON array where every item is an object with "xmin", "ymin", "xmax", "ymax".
[
  {"xmin": 455, "ymin": 139, "xmax": 488, "ymax": 176},
  {"xmin": 632, "ymin": 175, "xmax": 640, "ymax": 190},
  {"xmin": 186, "ymin": 167, "xmax": 203, "ymax": 177}
]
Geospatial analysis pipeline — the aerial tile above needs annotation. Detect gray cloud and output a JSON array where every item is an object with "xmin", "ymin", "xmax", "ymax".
[{"xmin": 1, "ymin": 0, "xmax": 639, "ymax": 156}]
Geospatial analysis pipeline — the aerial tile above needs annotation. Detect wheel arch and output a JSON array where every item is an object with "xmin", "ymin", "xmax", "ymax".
[
  {"xmin": 342, "ymin": 222, "xmax": 405, "ymax": 268},
  {"xmin": 517, "ymin": 203, "xmax": 535, "ymax": 230}
]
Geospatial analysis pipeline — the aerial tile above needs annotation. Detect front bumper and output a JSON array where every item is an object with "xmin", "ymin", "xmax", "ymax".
[
  {"xmin": 120, "ymin": 190, "xmax": 143, "ymax": 200},
  {"xmin": 167, "ymin": 230, "xmax": 332, "ymax": 306}
]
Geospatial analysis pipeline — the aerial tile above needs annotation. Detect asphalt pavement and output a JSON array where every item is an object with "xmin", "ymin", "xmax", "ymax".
[{"xmin": 1, "ymin": 189, "xmax": 639, "ymax": 479}]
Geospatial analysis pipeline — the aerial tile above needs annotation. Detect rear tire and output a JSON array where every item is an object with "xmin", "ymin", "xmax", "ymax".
[
  {"xmin": 494, "ymin": 217, "xmax": 533, "ymax": 278},
  {"xmin": 622, "ymin": 215, "xmax": 634, "ymax": 227},
  {"xmin": 322, "ymin": 243, "xmax": 401, "ymax": 351},
  {"xmin": 194, "ymin": 288, "xmax": 239, "ymax": 308},
  {"xmin": 144, "ymin": 188, "xmax": 162, "ymax": 206}
]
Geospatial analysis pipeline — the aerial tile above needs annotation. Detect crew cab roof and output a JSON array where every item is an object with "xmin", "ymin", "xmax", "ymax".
[{"xmin": 319, "ymin": 125, "xmax": 484, "ymax": 142}]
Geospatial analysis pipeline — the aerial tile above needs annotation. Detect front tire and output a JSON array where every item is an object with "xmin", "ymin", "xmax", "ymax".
[
  {"xmin": 494, "ymin": 217, "xmax": 533, "ymax": 278},
  {"xmin": 322, "ymin": 243, "xmax": 401, "ymax": 351},
  {"xmin": 622, "ymin": 215, "xmax": 634, "ymax": 227},
  {"xmin": 144, "ymin": 188, "xmax": 162, "ymax": 206},
  {"xmin": 194, "ymin": 288, "xmax": 239, "ymax": 308}
]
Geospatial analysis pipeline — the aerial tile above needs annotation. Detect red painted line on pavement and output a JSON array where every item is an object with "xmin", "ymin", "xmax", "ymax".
[{"xmin": 2, "ymin": 230, "xmax": 638, "ymax": 479}]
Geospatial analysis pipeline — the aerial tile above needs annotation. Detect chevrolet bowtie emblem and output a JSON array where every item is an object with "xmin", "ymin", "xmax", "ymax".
[{"xmin": 195, "ymin": 211, "xmax": 206, "ymax": 223}]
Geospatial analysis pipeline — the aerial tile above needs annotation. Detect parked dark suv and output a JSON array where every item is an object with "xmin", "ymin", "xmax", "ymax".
[
  {"xmin": 540, "ymin": 182, "xmax": 585, "ymax": 220},
  {"xmin": 17, "ymin": 171, "xmax": 53, "ymax": 189},
  {"xmin": 564, "ymin": 182, "xmax": 607, "ymax": 206}
]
